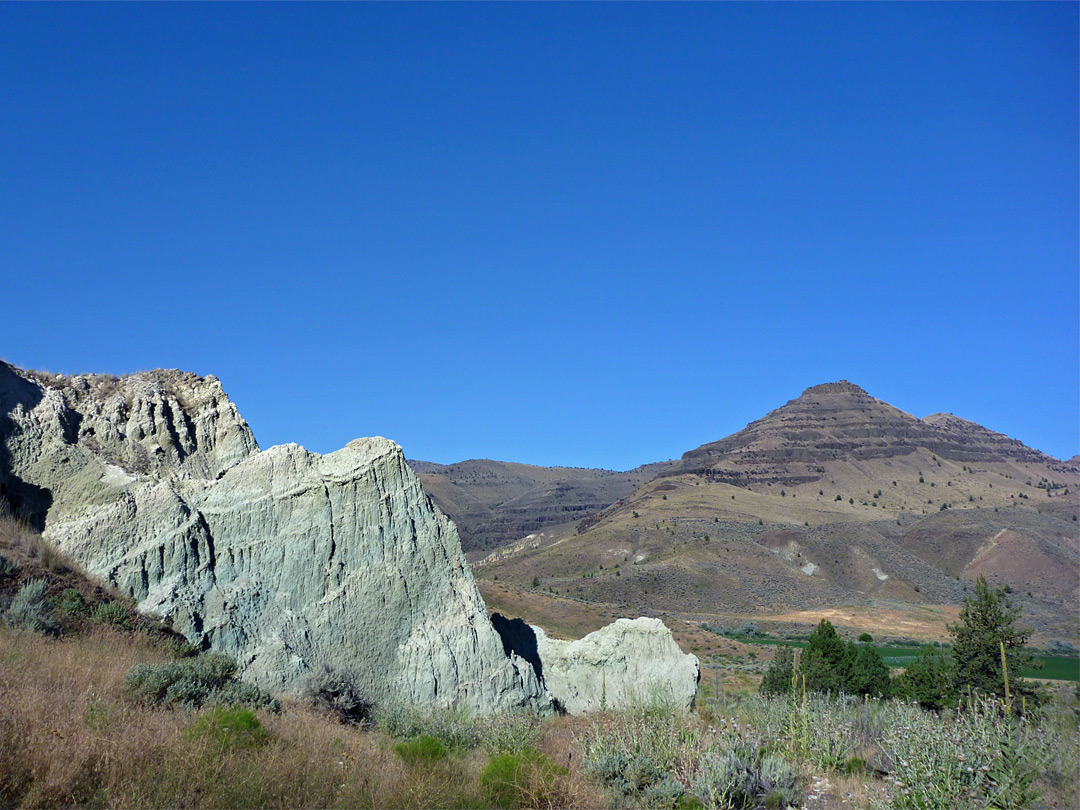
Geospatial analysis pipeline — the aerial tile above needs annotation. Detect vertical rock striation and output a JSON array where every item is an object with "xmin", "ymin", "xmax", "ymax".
[{"xmin": 0, "ymin": 362, "xmax": 548, "ymax": 713}]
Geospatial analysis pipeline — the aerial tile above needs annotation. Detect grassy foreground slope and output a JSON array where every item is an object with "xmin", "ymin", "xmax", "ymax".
[{"xmin": 2, "ymin": 496, "xmax": 1078, "ymax": 810}]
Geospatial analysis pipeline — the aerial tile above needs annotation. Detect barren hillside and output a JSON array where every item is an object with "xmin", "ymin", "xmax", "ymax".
[
  {"xmin": 474, "ymin": 382, "xmax": 1080, "ymax": 639},
  {"xmin": 408, "ymin": 458, "xmax": 673, "ymax": 553}
]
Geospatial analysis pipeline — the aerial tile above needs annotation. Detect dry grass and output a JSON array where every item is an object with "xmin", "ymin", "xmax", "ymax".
[
  {"xmin": 0, "ymin": 514, "xmax": 94, "ymax": 589},
  {"xmin": 478, "ymin": 581, "xmax": 613, "ymax": 640},
  {"xmin": 0, "ymin": 512, "xmax": 605, "ymax": 808},
  {"xmin": 0, "ymin": 624, "xmax": 607, "ymax": 809},
  {"xmin": 753, "ymin": 605, "xmax": 961, "ymax": 643}
]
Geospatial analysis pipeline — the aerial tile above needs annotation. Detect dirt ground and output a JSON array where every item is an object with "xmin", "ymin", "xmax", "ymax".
[{"xmin": 749, "ymin": 605, "xmax": 961, "ymax": 643}]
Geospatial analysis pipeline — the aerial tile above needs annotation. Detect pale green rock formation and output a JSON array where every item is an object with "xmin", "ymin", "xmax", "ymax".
[
  {"xmin": 536, "ymin": 617, "xmax": 699, "ymax": 714},
  {"xmin": 0, "ymin": 361, "xmax": 549, "ymax": 713}
]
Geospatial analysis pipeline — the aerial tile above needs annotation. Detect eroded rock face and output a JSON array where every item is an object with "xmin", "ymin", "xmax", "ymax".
[
  {"xmin": 0, "ymin": 362, "xmax": 549, "ymax": 713},
  {"xmin": 494, "ymin": 614, "xmax": 699, "ymax": 714}
]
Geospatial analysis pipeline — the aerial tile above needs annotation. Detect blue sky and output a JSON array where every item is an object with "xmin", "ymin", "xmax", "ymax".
[{"xmin": 2, "ymin": 3, "xmax": 1077, "ymax": 469}]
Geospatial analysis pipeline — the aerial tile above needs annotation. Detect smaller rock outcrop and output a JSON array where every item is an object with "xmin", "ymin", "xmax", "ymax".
[{"xmin": 494, "ymin": 614, "xmax": 699, "ymax": 714}]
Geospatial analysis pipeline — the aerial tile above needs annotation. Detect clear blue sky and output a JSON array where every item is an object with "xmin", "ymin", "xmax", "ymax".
[{"xmin": 3, "ymin": 3, "xmax": 1077, "ymax": 469}]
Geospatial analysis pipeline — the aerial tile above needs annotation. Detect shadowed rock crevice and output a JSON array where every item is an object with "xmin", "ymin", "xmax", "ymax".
[
  {"xmin": 0, "ymin": 362, "xmax": 52, "ymax": 530},
  {"xmin": 491, "ymin": 613, "xmax": 543, "ymax": 683}
]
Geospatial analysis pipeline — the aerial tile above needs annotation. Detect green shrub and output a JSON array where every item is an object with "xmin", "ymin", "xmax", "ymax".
[
  {"xmin": 891, "ymin": 646, "xmax": 954, "ymax": 711},
  {"xmin": 759, "ymin": 647, "xmax": 795, "ymax": 696},
  {"xmin": 4, "ymin": 578, "xmax": 57, "ymax": 634},
  {"xmin": 393, "ymin": 734, "xmax": 447, "ymax": 764},
  {"xmin": 481, "ymin": 748, "xmax": 566, "ymax": 809},
  {"xmin": 849, "ymin": 645, "xmax": 892, "ymax": 698},
  {"xmin": 55, "ymin": 588, "xmax": 87, "ymax": 617},
  {"xmin": 375, "ymin": 702, "xmax": 483, "ymax": 750},
  {"xmin": 90, "ymin": 600, "xmax": 129, "ymax": 628},
  {"xmin": 801, "ymin": 620, "xmax": 855, "ymax": 695},
  {"xmin": 950, "ymin": 576, "xmax": 1037, "ymax": 703},
  {"xmin": 0, "ymin": 554, "xmax": 19, "ymax": 577},
  {"xmin": 482, "ymin": 709, "xmax": 542, "ymax": 755},
  {"xmin": 124, "ymin": 652, "xmax": 279, "ymax": 712},
  {"xmin": 185, "ymin": 706, "xmax": 267, "ymax": 751},
  {"xmin": 842, "ymin": 756, "xmax": 867, "ymax": 775}
]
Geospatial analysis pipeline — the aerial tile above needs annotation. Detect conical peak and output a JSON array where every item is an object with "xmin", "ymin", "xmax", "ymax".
[{"xmin": 798, "ymin": 381, "xmax": 869, "ymax": 398}]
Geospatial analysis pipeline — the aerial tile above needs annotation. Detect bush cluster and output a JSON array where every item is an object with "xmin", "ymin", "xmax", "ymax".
[
  {"xmin": 185, "ymin": 706, "xmax": 268, "ymax": 752},
  {"xmin": 759, "ymin": 621, "xmax": 890, "ymax": 699},
  {"xmin": 576, "ymin": 697, "xmax": 804, "ymax": 809},
  {"xmin": 481, "ymin": 748, "xmax": 568, "ymax": 809},
  {"xmin": 55, "ymin": 587, "xmax": 87, "ymax": 617},
  {"xmin": 91, "ymin": 600, "xmax": 130, "ymax": 628},
  {"xmin": 1045, "ymin": 639, "xmax": 1078, "ymax": 656},
  {"xmin": 302, "ymin": 664, "xmax": 372, "ymax": 725},
  {"xmin": 694, "ymin": 746, "xmax": 800, "ymax": 809},
  {"xmin": 760, "ymin": 576, "xmax": 1041, "ymax": 711},
  {"xmin": 375, "ymin": 702, "xmax": 541, "ymax": 755},
  {"xmin": 124, "ymin": 652, "xmax": 279, "ymax": 712},
  {"xmin": 880, "ymin": 696, "xmax": 1051, "ymax": 809},
  {"xmin": 393, "ymin": 733, "xmax": 447, "ymax": 764},
  {"xmin": 4, "ymin": 578, "xmax": 57, "ymax": 635}
]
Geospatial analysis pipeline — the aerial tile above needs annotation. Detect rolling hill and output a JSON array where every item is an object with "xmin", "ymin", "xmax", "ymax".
[{"xmin": 407, "ymin": 458, "xmax": 673, "ymax": 554}]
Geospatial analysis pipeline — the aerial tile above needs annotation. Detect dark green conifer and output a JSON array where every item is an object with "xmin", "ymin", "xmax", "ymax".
[
  {"xmin": 800, "ymin": 619, "xmax": 855, "ymax": 694},
  {"xmin": 847, "ymin": 645, "xmax": 891, "ymax": 698},
  {"xmin": 892, "ymin": 647, "xmax": 953, "ymax": 711},
  {"xmin": 759, "ymin": 646, "xmax": 794, "ymax": 696},
  {"xmin": 949, "ymin": 575, "xmax": 1038, "ymax": 702}
]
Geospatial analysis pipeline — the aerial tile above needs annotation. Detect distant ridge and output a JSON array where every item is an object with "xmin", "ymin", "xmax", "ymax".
[
  {"xmin": 408, "ymin": 458, "xmax": 672, "ymax": 553},
  {"xmin": 471, "ymin": 380, "xmax": 1079, "ymax": 638}
]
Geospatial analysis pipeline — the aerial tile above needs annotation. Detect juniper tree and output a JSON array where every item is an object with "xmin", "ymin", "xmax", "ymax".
[
  {"xmin": 892, "ymin": 646, "xmax": 953, "ymax": 711},
  {"xmin": 759, "ymin": 646, "xmax": 794, "ymax": 696},
  {"xmin": 848, "ymin": 645, "xmax": 891, "ymax": 698},
  {"xmin": 800, "ymin": 619, "xmax": 855, "ymax": 694},
  {"xmin": 948, "ymin": 575, "xmax": 1037, "ymax": 701}
]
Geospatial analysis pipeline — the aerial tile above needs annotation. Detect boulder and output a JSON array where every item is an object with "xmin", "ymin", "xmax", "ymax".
[{"xmin": 493, "ymin": 613, "xmax": 699, "ymax": 714}]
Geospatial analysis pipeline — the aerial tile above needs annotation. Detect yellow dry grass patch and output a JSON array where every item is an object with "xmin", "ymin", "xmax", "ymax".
[{"xmin": 750, "ymin": 604, "xmax": 961, "ymax": 642}]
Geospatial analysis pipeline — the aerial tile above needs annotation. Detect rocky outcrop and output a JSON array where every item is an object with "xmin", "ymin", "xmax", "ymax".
[
  {"xmin": 493, "ymin": 614, "xmax": 699, "ymax": 714},
  {"xmin": 0, "ymin": 362, "xmax": 549, "ymax": 713}
]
